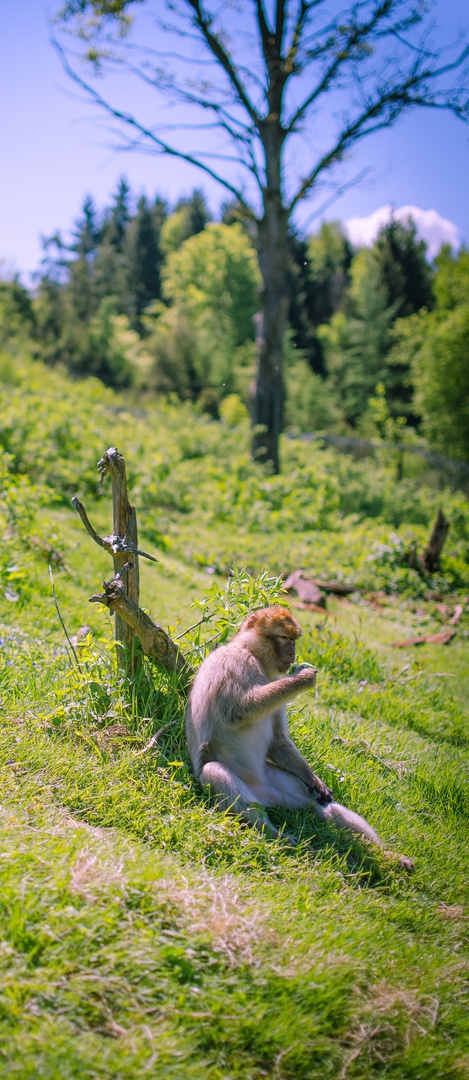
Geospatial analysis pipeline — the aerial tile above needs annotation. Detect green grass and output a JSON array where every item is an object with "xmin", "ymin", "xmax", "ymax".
[{"xmin": 0, "ymin": 358, "xmax": 468, "ymax": 1077}]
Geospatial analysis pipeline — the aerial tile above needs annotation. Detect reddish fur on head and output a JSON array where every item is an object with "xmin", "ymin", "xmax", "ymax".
[{"xmin": 241, "ymin": 606, "xmax": 301, "ymax": 639}]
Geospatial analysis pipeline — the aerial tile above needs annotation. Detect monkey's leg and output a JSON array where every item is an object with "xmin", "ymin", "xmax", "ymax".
[
  {"xmin": 266, "ymin": 767, "xmax": 413, "ymax": 867},
  {"xmin": 264, "ymin": 765, "xmax": 379, "ymax": 839},
  {"xmin": 267, "ymin": 733, "xmax": 333, "ymax": 802},
  {"xmin": 315, "ymin": 799, "xmax": 380, "ymax": 844},
  {"xmin": 317, "ymin": 802, "xmax": 414, "ymax": 870},
  {"xmin": 200, "ymin": 761, "xmax": 280, "ymax": 838},
  {"xmin": 264, "ymin": 765, "xmax": 313, "ymax": 809}
]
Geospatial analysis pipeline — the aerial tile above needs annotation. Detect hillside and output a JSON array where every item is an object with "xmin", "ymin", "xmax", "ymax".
[{"xmin": 0, "ymin": 358, "xmax": 468, "ymax": 1078}]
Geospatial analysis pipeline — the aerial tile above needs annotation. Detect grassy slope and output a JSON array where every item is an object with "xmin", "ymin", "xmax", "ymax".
[{"xmin": 0, "ymin": 362, "xmax": 468, "ymax": 1078}]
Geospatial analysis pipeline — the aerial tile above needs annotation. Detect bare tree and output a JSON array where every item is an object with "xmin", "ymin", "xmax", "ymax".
[{"xmin": 55, "ymin": 0, "xmax": 468, "ymax": 472}]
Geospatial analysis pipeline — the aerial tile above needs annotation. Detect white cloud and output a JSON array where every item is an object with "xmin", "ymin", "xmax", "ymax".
[{"xmin": 344, "ymin": 205, "xmax": 460, "ymax": 259}]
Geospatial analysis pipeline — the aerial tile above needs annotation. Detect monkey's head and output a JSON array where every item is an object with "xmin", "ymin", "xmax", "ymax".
[{"xmin": 241, "ymin": 606, "xmax": 301, "ymax": 674}]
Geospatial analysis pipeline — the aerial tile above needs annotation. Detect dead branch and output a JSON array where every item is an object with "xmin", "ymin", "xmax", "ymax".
[
  {"xmin": 71, "ymin": 498, "xmax": 157, "ymax": 562},
  {"xmin": 392, "ymin": 628, "xmax": 456, "ymax": 648},
  {"xmin": 89, "ymin": 575, "xmax": 194, "ymax": 687}
]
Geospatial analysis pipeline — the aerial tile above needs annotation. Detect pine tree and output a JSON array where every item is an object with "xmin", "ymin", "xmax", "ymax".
[
  {"xmin": 65, "ymin": 195, "xmax": 101, "ymax": 322},
  {"xmin": 71, "ymin": 194, "xmax": 101, "ymax": 259},
  {"xmin": 103, "ymin": 176, "xmax": 131, "ymax": 252},
  {"xmin": 319, "ymin": 219, "xmax": 434, "ymax": 425},
  {"xmin": 124, "ymin": 195, "xmax": 162, "ymax": 328},
  {"xmin": 174, "ymin": 188, "xmax": 211, "ymax": 239},
  {"xmin": 373, "ymin": 218, "xmax": 434, "ymax": 318},
  {"xmin": 287, "ymin": 223, "xmax": 353, "ymax": 376}
]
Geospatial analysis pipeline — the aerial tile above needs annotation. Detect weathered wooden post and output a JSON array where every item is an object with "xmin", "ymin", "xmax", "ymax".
[
  {"xmin": 98, "ymin": 447, "xmax": 139, "ymax": 662},
  {"xmin": 72, "ymin": 446, "xmax": 193, "ymax": 686}
]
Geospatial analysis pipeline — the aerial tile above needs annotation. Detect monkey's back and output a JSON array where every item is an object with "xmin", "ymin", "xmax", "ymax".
[{"xmin": 185, "ymin": 640, "xmax": 267, "ymax": 776}]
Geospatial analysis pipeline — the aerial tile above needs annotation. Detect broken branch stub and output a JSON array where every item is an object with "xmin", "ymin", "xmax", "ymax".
[
  {"xmin": 89, "ymin": 576, "xmax": 193, "ymax": 687},
  {"xmin": 71, "ymin": 497, "xmax": 158, "ymax": 564}
]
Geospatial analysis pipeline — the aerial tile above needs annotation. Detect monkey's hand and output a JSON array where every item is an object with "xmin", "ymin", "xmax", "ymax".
[
  {"xmin": 288, "ymin": 662, "xmax": 318, "ymax": 685},
  {"xmin": 307, "ymin": 772, "xmax": 333, "ymax": 803}
]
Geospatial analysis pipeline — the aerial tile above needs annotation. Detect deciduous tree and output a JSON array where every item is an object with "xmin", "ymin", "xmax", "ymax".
[{"xmin": 54, "ymin": 1, "xmax": 469, "ymax": 469}]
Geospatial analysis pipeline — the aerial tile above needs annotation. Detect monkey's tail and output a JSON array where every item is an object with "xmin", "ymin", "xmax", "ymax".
[{"xmin": 317, "ymin": 800, "xmax": 380, "ymax": 845}]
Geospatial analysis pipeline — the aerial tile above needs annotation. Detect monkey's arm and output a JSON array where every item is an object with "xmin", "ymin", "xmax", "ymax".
[
  {"xmin": 267, "ymin": 732, "xmax": 333, "ymax": 802},
  {"xmin": 234, "ymin": 668, "xmax": 317, "ymax": 726}
]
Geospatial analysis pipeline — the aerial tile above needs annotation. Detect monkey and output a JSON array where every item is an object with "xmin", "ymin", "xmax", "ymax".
[{"xmin": 186, "ymin": 605, "xmax": 414, "ymax": 869}]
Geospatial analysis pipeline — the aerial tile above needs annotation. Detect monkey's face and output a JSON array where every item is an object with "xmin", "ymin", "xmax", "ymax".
[{"xmin": 269, "ymin": 632, "xmax": 296, "ymax": 672}]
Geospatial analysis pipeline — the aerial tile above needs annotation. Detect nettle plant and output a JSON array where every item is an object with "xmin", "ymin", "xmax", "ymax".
[{"xmin": 176, "ymin": 566, "xmax": 288, "ymax": 664}]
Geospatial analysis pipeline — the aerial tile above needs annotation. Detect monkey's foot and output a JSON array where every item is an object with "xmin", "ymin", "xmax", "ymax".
[
  {"xmin": 384, "ymin": 851, "xmax": 415, "ymax": 873},
  {"xmin": 398, "ymin": 854, "xmax": 415, "ymax": 873}
]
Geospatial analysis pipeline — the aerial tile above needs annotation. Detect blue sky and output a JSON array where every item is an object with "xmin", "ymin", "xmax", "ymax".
[{"xmin": 1, "ymin": 0, "xmax": 468, "ymax": 280}]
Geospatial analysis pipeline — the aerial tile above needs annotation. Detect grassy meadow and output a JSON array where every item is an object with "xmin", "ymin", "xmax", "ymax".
[{"xmin": 0, "ymin": 358, "xmax": 468, "ymax": 1078}]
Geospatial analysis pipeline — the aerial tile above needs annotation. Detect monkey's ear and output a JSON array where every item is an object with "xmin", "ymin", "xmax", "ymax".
[{"xmin": 244, "ymin": 612, "xmax": 258, "ymax": 630}]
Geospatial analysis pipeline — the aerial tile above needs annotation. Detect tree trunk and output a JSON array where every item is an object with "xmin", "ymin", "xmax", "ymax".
[
  {"xmin": 251, "ymin": 130, "xmax": 289, "ymax": 474},
  {"xmin": 422, "ymin": 509, "xmax": 449, "ymax": 573}
]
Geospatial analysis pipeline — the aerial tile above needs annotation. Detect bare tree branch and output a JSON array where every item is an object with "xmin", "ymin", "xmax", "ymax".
[
  {"xmin": 289, "ymin": 47, "xmax": 469, "ymax": 210},
  {"xmin": 286, "ymin": 0, "xmax": 409, "ymax": 132},
  {"xmin": 52, "ymin": 33, "xmax": 256, "ymax": 210},
  {"xmin": 184, "ymin": 0, "xmax": 261, "ymax": 124}
]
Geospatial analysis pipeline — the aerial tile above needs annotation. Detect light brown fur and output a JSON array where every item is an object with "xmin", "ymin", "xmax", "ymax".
[{"xmin": 185, "ymin": 606, "xmax": 384, "ymax": 846}]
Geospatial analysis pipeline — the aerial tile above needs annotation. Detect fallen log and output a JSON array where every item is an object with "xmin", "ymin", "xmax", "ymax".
[
  {"xmin": 312, "ymin": 579, "xmax": 357, "ymax": 597},
  {"xmin": 392, "ymin": 628, "xmax": 456, "ymax": 648}
]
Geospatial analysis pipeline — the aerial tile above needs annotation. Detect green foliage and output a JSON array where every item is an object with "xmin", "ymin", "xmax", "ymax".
[
  {"xmin": 219, "ymin": 393, "xmax": 250, "ymax": 426},
  {"xmin": 319, "ymin": 250, "xmax": 399, "ymax": 425},
  {"xmin": 181, "ymin": 566, "xmax": 288, "ymax": 662},
  {"xmin": 372, "ymin": 216, "xmax": 433, "ymax": 318},
  {"xmin": 319, "ymin": 218, "xmax": 434, "ymax": 425},
  {"xmin": 1, "ymin": 356, "xmax": 468, "ymax": 603},
  {"xmin": 161, "ymin": 222, "xmax": 260, "ymax": 346},
  {"xmin": 391, "ymin": 247, "xmax": 469, "ymax": 461},
  {"xmin": 283, "ymin": 330, "xmax": 342, "ymax": 432},
  {"xmin": 35, "ymin": 181, "xmax": 167, "ymax": 384},
  {"xmin": 123, "ymin": 194, "xmax": 163, "ymax": 328},
  {"xmin": 0, "ymin": 447, "xmax": 61, "ymax": 611},
  {"xmin": 432, "ymin": 244, "xmax": 469, "ymax": 310},
  {"xmin": 0, "ymin": 274, "xmax": 35, "ymax": 347},
  {"xmin": 0, "ymin": 359, "xmax": 119, "ymax": 497},
  {"xmin": 147, "ymin": 223, "xmax": 260, "ymax": 405},
  {"xmin": 414, "ymin": 303, "xmax": 469, "ymax": 460},
  {"xmin": 306, "ymin": 220, "xmax": 353, "ymax": 326},
  {"xmin": 160, "ymin": 189, "xmax": 211, "ymax": 255},
  {"xmin": 9, "ymin": 189, "xmax": 464, "ymax": 453}
]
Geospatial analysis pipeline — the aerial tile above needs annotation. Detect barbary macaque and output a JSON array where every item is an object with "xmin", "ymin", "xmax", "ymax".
[{"xmin": 186, "ymin": 606, "xmax": 413, "ymax": 869}]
